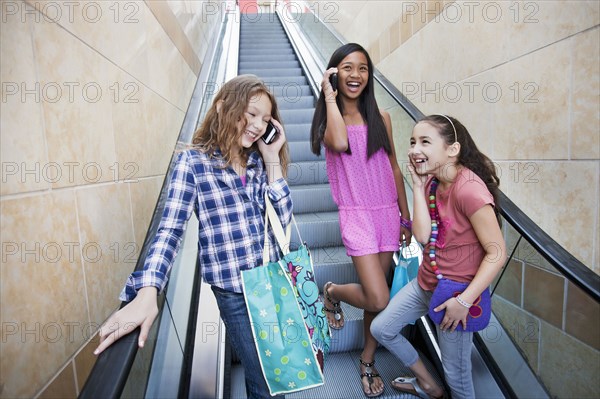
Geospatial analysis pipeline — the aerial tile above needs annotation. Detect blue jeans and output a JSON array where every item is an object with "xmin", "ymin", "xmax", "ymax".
[
  {"xmin": 211, "ymin": 286, "xmax": 283, "ymax": 399},
  {"xmin": 370, "ymin": 279, "xmax": 475, "ymax": 399}
]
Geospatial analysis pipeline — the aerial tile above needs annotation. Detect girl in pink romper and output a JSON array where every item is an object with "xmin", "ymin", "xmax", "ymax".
[{"xmin": 310, "ymin": 43, "xmax": 412, "ymax": 398}]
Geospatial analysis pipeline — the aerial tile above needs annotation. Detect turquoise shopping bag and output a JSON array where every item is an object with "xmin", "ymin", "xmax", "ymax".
[
  {"xmin": 241, "ymin": 197, "xmax": 330, "ymax": 395},
  {"xmin": 390, "ymin": 242, "xmax": 421, "ymax": 297}
]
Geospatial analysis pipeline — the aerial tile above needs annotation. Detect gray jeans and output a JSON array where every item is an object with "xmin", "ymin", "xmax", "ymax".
[{"xmin": 370, "ymin": 279, "xmax": 475, "ymax": 399}]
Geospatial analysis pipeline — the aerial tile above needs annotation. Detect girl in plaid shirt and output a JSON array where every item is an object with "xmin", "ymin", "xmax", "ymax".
[{"xmin": 95, "ymin": 75, "xmax": 293, "ymax": 398}]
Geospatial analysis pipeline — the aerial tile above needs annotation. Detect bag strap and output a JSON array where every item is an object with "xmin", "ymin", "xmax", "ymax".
[{"xmin": 263, "ymin": 195, "xmax": 302, "ymax": 263}]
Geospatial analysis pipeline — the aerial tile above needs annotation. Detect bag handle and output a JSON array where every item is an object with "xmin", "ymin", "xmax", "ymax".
[{"xmin": 262, "ymin": 195, "xmax": 302, "ymax": 263}]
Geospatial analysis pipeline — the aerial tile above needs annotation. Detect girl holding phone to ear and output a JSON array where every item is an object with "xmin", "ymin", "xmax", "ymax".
[
  {"xmin": 310, "ymin": 43, "xmax": 412, "ymax": 397},
  {"xmin": 95, "ymin": 75, "xmax": 292, "ymax": 399}
]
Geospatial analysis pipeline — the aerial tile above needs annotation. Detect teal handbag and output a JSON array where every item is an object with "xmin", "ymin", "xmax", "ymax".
[
  {"xmin": 241, "ymin": 196, "xmax": 330, "ymax": 395},
  {"xmin": 390, "ymin": 242, "xmax": 421, "ymax": 297}
]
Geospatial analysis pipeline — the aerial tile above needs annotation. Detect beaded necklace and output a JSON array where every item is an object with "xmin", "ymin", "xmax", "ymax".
[{"xmin": 428, "ymin": 178, "xmax": 443, "ymax": 280}]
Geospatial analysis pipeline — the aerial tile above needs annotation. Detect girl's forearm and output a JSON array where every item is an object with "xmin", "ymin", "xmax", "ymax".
[{"xmin": 460, "ymin": 257, "xmax": 504, "ymax": 305}]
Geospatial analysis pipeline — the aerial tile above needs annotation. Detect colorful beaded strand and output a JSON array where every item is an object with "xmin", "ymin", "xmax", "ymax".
[{"xmin": 428, "ymin": 178, "xmax": 443, "ymax": 280}]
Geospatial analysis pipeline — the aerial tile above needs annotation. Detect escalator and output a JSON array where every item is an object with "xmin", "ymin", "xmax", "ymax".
[
  {"xmin": 80, "ymin": 6, "xmax": 599, "ymax": 399},
  {"xmin": 232, "ymin": 13, "xmax": 447, "ymax": 399}
]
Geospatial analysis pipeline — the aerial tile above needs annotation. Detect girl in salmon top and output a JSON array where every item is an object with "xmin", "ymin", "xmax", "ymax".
[{"xmin": 371, "ymin": 115, "xmax": 506, "ymax": 398}]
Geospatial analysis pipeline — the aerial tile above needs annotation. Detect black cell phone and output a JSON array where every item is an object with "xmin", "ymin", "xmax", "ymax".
[
  {"xmin": 261, "ymin": 121, "xmax": 278, "ymax": 144},
  {"xmin": 329, "ymin": 73, "xmax": 338, "ymax": 91}
]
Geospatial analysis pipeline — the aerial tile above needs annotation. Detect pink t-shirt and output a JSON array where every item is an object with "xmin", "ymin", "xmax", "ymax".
[{"xmin": 418, "ymin": 167, "xmax": 495, "ymax": 291}]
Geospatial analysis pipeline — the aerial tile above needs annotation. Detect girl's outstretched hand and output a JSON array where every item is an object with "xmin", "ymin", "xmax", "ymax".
[
  {"xmin": 94, "ymin": 286, "xmax": 159, "ymax": 355},
  {"xmin": 321, "ymin": 67, "xmax": 338, "ymax": 102}
]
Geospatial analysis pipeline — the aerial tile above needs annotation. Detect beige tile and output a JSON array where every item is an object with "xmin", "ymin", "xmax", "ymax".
[
  {"xmin": 390, "ymin": 19, "xmax": 400, "ymax": 52},
  {"xmin": 571, "ymin": 28, "xmax": 600, "ymax": 159},
  {"xmin": 110, "ymin": 70, "xmax": 153, "ymax": 179},
  {"xmin": 0, "ymin": 16, "xmax": 49, "ymax": 196},
  {"xmin": 74, "ymin": 334, "xmax": 100, "ymax": 392},
  {"xmin": 28, "ymin": 1, "xmax": 150, "ymax": 87},
  {"xmin": 142, "ymin": 93, "xmax": 184, "ymax": 176},
  {"xmin": 370, "ymin": 38, "xmax": 381, "ymax": 64},
  {"xmin": 417, "ymin": 11, "xmax": 458, "ymax": 85},
  {"xmin": 450, "ymin": 1, "xmax": 511, "ymax": 81},
  {"xmin": 75, "ymin": 183, "xmax": 135, "ymax": 325},
  {"xmin": 539, "ymin": 319, "xmax": 600, "ymax": 398},
  {"xmin": 431, "ymin": 72, "xmax": 496, "ymax": 158},
  {"xmin": 148, "ymin": 0, "xmax": 201, "ymax": 75},
  {"xmin": 37, "ymin": 362, "xmax": 77, "ymax": 399},
  {"xmin": 410, "ymin": 4, "xmax": 426, "ymax": 35},
  {"xmin": 494, "ymin": 259, "xmax": 523, "ymax": 306},
  {"xmin": 378, "ymin": 37, "xmax": 422, "ymax": 105},
  {"xmin": 1, "ymin": 192, "xmax": 88, "ymax": 398},
  {"xmin": 31, "ymin": 19, "xmax": 117, "ymax": 188},
  {"xmin": 508, "ymin": 0, "xmax": 599, "ymax": 61},
  {"xmin": 399, "ymin": 11, "xmax": 412, "ymax": 45},
  {"xmin": 129, "ymin": 176, "xmax": 164, "ymax": 251},
  {"xmin": 494, "ymin": 40, "xmax": 570, "ymax": 160},
  {"xmin": 523, "ymin": 264, "xmax": 564, "ymax": 328},
  {"xmin": 498, "ymin": 161, "xmax": 597, "ymax": 268},
  {"xmin": 379, "ymin": 27, "xmax": 390, "ymax": 61},
  {"xmin": 565, "ymin": 282, "xmax": 600, "ymax": 350},
  {"xmin": 492, "ymin": 297, "xmax": 540, "ymax": 373}
]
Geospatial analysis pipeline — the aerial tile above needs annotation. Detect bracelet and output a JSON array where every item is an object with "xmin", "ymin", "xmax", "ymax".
[
  {"xmin": 400, "ymin": 217, "xmax": 412, "ymax": 230},
  {"xmin": 455, "ymin": 294, "xmax": 472, "ymax": 309}
]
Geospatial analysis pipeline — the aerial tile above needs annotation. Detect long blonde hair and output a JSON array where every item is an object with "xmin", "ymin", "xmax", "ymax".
[{"xmin": 192, "ymin": 75, "xmax": 289, "ymax": 175}]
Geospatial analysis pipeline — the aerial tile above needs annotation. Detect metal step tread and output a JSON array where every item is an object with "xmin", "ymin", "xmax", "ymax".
[{"xmin": 230, "ymin": 347, "xmax": 442, "ymax": 399}]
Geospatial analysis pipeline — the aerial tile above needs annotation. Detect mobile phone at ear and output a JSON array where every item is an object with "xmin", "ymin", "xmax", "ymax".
[
  {"xmin": 329, "ymin": 73, "xmax": 338, "ymax": 92},
  {"xmin": 261, "ymin": 121, "xmax": 278, "ymax": 145}
]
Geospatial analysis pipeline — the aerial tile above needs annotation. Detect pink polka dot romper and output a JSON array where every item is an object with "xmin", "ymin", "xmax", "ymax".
[{"xmin": 325, "ymin": 124, "xmax": 401, "ymax": 257}]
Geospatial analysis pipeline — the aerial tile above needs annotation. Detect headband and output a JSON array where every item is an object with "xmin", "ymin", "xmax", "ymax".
[{"xmin": 432, "ymin": 114, "xmax": 457, "ymax": 143}]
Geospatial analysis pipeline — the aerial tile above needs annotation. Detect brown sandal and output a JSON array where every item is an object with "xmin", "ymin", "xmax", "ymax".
[{"xmin": 360, "ymin": 358, "xmax": 384, "ymax": 397}]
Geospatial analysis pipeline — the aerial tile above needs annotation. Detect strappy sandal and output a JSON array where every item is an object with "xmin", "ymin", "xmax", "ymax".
[
  {"xmin": 359, "ymin": 358, "xmax": 384, "ymax": 397},
  {"xmin": 391, "ymin": 376, "xmax": 447, "ymax": 399},
  {"xmin": 323, "ymin": 281, "xmax": 344, "ymax": 330}
]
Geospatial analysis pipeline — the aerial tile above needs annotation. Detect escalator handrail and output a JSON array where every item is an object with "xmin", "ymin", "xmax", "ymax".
[{"xmin": 302, "ymin": 10, "xmax": 599, "ymax": 303}]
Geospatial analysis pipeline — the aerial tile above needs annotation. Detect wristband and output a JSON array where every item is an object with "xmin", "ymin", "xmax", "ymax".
[
  {"xmin": 400, "ymin": 217, "xmax": 412, "ymax": 230},
  {"xmin": 455, "ymin": 294, "xmax": 472, "ymax": 309}
]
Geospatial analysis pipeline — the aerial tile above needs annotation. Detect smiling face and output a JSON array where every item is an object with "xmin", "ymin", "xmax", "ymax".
[
  {"xmin": 237, "ymin": 92, "xmax": 272, "ymax": 149},
  {"xmin": 409, "ymin": 121, "xmax": 457, "ymax": 177},
  {"xmin": 336, "ymin": 51, "xmax": 370, "ymax": 99}
]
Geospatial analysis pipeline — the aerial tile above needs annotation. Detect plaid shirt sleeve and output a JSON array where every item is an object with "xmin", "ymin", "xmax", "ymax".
[
  {"xmin": 120, "ymin": 151, "xmax": 197, "ymax": 301},
  {"xmin": 266, "ymin": 177, "xmax": 293, "ymax": 231}
]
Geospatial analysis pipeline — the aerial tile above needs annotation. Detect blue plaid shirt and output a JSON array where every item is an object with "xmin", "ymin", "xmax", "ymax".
[{"xmin": 120, "ymin": 149, "xmax": 293, "ymax": 300}]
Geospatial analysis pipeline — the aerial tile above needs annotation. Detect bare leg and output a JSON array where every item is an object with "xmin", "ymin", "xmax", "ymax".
[{"xmin": 327, "ymin": 252, "xmax": 394, "ymax": 396}]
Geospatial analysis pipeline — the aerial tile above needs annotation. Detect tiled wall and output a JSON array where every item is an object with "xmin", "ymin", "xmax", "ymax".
[
  {"xmin": 317, "ymin": 0, "xmax": 600, "ymax": 272},
  {"xmin": 0, "ymin": 0, "xmax": 222, "ymax": 397}
]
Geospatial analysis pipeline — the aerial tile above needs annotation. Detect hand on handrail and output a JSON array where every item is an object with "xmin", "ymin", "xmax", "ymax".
[{"xmin": 94, "ymin": 286, "xmax": 159, "ymax": 355}]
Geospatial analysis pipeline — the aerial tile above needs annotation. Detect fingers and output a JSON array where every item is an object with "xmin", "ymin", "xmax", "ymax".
[
  {"xmin": 138, "ymin": 317, "xmax": 154, "ymax": 348},
  {"xmin": 94, "ymin": 317, "xmax": 138, "ymax": 355}
]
